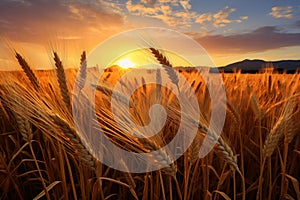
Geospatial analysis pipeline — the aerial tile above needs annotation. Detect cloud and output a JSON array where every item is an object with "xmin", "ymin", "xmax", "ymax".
[
  {"xmin": 196, "ymin": 6, "xmax": 248, "ymax": 28},
  {"xmin": 126, "ymin": 0, "xmax": 197, "ymax": 28},
  {"xmin": 0, "ymin": 0, "xmax": 125, "ymax": 44},
  {"xmin": 141, "ymin": 0, "xmax": 157, "ymax": 6},
  {"xmin": 126, "ymin": 1, "xmax": 247, "ymax": 29},
  {"xmin": 269, "ymin": 6, "xmax": 293, "ymax": 19},
  {"xmin": 179, "ymin": 1, "xmax": 192, "ymax": 12},
  {"xmin": 191, "ymin": 26, "xmax": 300, "ymax": 54}
]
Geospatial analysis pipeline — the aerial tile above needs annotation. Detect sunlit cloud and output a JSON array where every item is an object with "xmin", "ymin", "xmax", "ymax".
[
  {"xmin": 126, "ymin": 1, "xmax": 247, "ymax": 29},
  {"xmin": 126, "ymin": 0, "xmax": 197, "ymax": 28},
  {"xmin": 141, "ymin": 0, "xmax": 157, "ymax": 6},
  {"xmin": 196, "ymin": 7, "xmax": 248, "ymax": 28},
  {"xmin": 269, "ymin": 6, "xmax": 293, "ymax": 19}
]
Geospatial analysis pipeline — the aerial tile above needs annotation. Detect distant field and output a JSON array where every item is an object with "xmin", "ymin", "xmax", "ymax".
[{"xmin": 0, "ymin": 53, "xmax": 299, "ymax": 200}]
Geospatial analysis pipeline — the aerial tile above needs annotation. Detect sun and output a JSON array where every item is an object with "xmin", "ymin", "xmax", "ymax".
[{"xmin": 117, "ymin": 58, "xmax": 135, "ymax": 69}]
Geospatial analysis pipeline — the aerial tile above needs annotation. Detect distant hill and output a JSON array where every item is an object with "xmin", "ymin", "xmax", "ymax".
[{"xmin": 218, "ymin": 59, "xmax": 300, "ymax": 73}]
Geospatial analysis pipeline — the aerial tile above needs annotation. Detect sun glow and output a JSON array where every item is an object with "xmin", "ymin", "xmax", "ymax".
[{"xmin": 117, "ymin": 58, "xmax": 135, "ymax": 69}]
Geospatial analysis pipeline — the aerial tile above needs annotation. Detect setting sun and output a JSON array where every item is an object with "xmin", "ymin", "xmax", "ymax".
[{"xmin": 117, "ymin": 58, "xmax": 135, "ymax": 69}]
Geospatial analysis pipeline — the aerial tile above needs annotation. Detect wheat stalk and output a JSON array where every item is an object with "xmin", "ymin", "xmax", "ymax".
[
  {"xmin": 187, "ymin": 132, "xmax": 203, "ymax": 164},
  {"xmin": 262, "ymin": 116, "xmax": 284, "ymax": 161},
  {"xmin": 168, "ymin": 103, "xmax": 240, "ymax": 172},
  {"xmin": 250, "ymin": 94, "xmax": 262, "ymax": 121},
  {"xmin": 15, "ymin": 52, "xmax": 40, "ymax": 91},
  {"xmin": 284, "ymin": 113, "xmax": 300, "ymax": 144},
  {"xmin": 137, "ymin": 135, "xmax": 177, "ymax": 177},
  {"xmin": 15, "ymin": 114, "xmax": 33, "ymax": 142},
  {"xmin": 94, "ymin": 83, "xmax": 134, "ymax": 108},
  {"xmin": 215, "ymin": 136, "xmax": 240, "ymax": 172},
  {"xmin": 4, "ymin": 80, "xmax": 96, "ymax": 170},
  {"xmin": 193, "ymin": 121, "xmax": 239, "ymax": 171},
  {"xmin": 3, "ymin": 85, "xmax": 33, "ymax": 141},
  {"xmin": 150, "ymin": 48, "xmax": 179, "ymax": 91},
  {"xmin": 53, "ymin": 52, "xmax": 72, "ymax": 112},
  {"xmin": 283, "ymin": 97, "xmax": 300, "ymax": 144},
  {"xmin": 51, "ymin": 114, "xmax": 96, "ymax": 170},
  {"xmin": 156, "ymin": 68, "xmax": 162, "ymax": 102},
  {"xmin": 77, "ymin": 51, "xmax": 87, "ymax": 91},
  {"xmin": 149, "ymin": 48, "xmax": 173, "ymax": 67},
  {"xmin": 263, "ymin": 97, "xmax": 299, "ymax": 159},
  {"xmin": 226, "ymin": 101, "xmax": 241, "ymax": 126}
]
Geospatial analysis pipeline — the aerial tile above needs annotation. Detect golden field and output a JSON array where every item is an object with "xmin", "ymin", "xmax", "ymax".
[{"xmin": 0, "ymin": 51, "xmax": 299, "ymax": 200}]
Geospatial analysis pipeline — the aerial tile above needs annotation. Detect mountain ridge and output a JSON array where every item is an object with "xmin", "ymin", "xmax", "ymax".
[{"xmin": 218, "ymin": 59, "xmax": 300, "ymax": 73}]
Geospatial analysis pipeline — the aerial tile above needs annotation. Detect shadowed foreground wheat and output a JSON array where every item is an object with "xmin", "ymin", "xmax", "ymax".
[{"xmin": 0, "ymin": 50, "xmax": 299, "ymax": 200}]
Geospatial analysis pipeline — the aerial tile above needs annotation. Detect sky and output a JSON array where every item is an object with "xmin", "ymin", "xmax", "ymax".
[{"xmin": 0, "ymin": 0, "xmax": 300, "ymax": 70}]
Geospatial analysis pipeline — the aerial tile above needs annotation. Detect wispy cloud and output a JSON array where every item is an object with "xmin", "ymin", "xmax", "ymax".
[
  {"xmin": 196, "ymin": 6, "xmax": 248, "ymax": 28},
  {"xmin": 126, "ymin": 1, "xmax": 247, "ymax": 29},
  {"xmin": 269, "ymin": 6, "xmax": 293, "ymax": 19},
  {"xmin": 191, "ymin": 26, "xmax": 300, "ymax": 54},
  {"xmin": 141, "ymin": 0, "xmax": 157, "ymax": 6},
  {"xmin": 126, "ymin": 0, "xmax": 197, "ymax": 28}
]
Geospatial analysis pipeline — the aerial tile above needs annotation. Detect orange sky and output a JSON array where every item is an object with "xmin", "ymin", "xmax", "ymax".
[{"xmin": 0, "ymin": 0, "xmax": 300, "ymax": 70}]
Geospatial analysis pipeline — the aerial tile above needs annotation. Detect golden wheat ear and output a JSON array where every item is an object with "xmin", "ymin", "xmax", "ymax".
[
  {"xmin": 77, "ymin": 51, "xmax": 87, "ymax": 91},
  {"xmin": 51, "ymin": 114, "xmax": 97, "ymax": 170},
  {"xmin": 53, "ymin": 51, "xmax": 72, "ymax": 112},
  {"xmin": 263, "ymin": 97, "xmax": 300, "ymax": 159},
  {"xmin": 149, "ymin": 48, "xmax": 179, "ymax": 91},
  {"xmin": 15, "ymin": 52, "xmax": 40, "ymax": 91}
]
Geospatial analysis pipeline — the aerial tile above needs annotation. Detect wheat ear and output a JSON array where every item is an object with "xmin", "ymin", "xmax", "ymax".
[
  {"xmin": 215, "ymin": 136, "xmax": 240, "ymax": 172},
  {"xmin": 4, "ymin": 89, "xmax": 33, "ymax": 141},
  {"xmin": 15, "ymin": 114, "xmax": 33, "ymax": 142},
  {"xmin": 283, "ymin": 97, "xmax": 300, "ymax": 144},
  {"xmin": 53, "ymin": 52, "xmax": 71, "ymax": 111},
  {"xmin": 51, "ymin": 114, "xmax": 96, "ymax": 170},
  {"xmin": 284, "ymin": 113, "xmax": 300, "ymax": 144},
  {"xmin": 226, "ymin": 101, "xmax": 241, "ymax": 126},
  {"xmin": 263, "ymin": 97, "xmax": 299, "ymax": 159},
  {"xmin": 94, "ymin": 83, "xmax": 134, "ymax": 108},
  {"xmin": 137, "ymin": 136, "xmax": 177, "ymax": 177},
  {"xmin": 77, "ymin": 51, "xmax": 87, "ymax": 91},
  {"xmin": 15, "ymin": 52, "xmax": 40, "ymax": 91},
  {"xmin": 168, "ymin": 102, "xmax": 240, "ymax": 171},
  {"xmin": 250, "ymin": 94, "xmax": 262, "ymax": 121},
  {"xmin": 150, "ymin": 48, "xmax": 179, "ymax": 91},
  {"xmin": 187, "ymin": 132, "xmax": 203, "ymax": 164}
]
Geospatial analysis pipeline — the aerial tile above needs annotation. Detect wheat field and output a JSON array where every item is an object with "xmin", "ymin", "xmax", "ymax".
[{"xmin": 0, "ymin": 51, "xmax": 299, "ymax": 200}]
